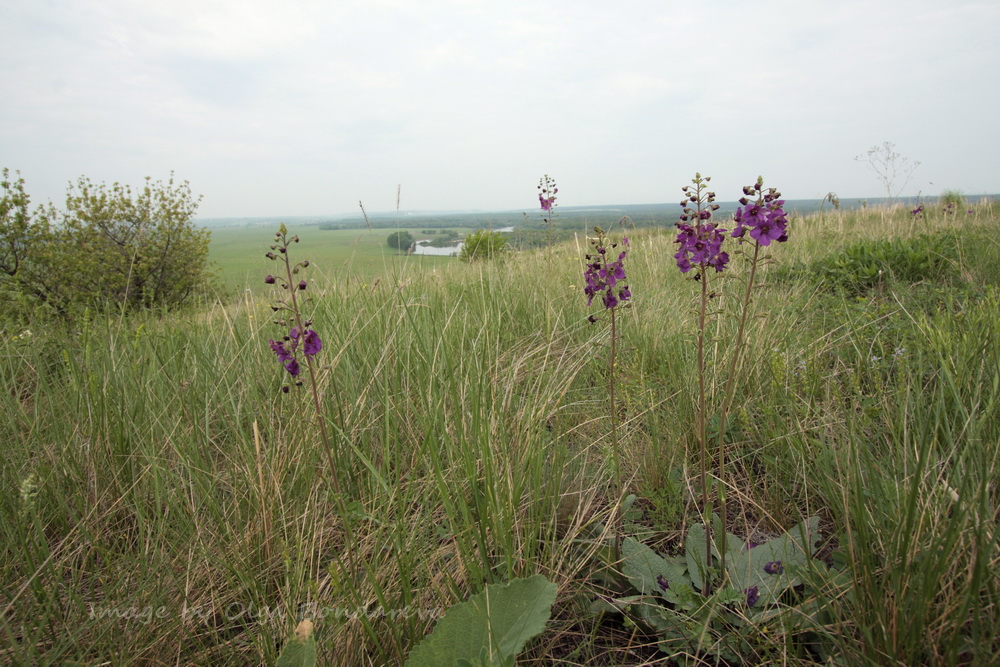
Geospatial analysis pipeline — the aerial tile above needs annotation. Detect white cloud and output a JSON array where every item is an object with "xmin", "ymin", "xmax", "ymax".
[{"xmin": 2, "ymin": 0, "xmax": 997, "ymax": 215}]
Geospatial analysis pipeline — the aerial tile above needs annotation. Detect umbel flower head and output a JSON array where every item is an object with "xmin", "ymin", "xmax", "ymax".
[{"xmin": 583, "ymin": 225, "xmax": 631, "ymax": 319}]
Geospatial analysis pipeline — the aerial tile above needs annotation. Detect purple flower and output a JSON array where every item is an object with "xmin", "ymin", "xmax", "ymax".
[
  {"xmin": 264, "ymin": 274, "xmax": 276, "ymax": 284},
  {"xmin": 764, "ymin": 561, "xmax": 783, "ymax": 575},
  {"xmin": 656, "ymin": 575, "xmax": 670, "ymax": 591},
  {"xmin": 732, "ymin": 182, "xmax": 788, "ymax": 246},
  {"xmin": 284, "ymin": 357, "xmax": 300, "ymax": 377},
  {"xmin": 674, "ymin": 222, "xmax": 729, "ymax": 273},
  {"xmin": 298, "ymin": 280, "xmax": 307, "ymax": 290},
  {"xmin": 269, "ymin": 339, "xmax": 292, "ymax": 363},
  {"xmin": 303, "ymin": 330, "xmax": 322, "ymax": 356},
  {"xmin": 745, "ymin": 586, "xmax": 760, "ymax": 608},
  {"xmin": 911, "ymin": 205, "xmax": 924, "ymax": 216}
]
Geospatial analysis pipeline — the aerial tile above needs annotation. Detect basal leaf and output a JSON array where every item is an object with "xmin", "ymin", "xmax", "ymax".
[{"xmin": 405, "ymin": 575, "xmax": 557, "ymax": 667}]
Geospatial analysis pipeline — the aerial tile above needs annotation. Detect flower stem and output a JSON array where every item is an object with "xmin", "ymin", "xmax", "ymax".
[
  {"xmin": 697, "ymin": 263, "xmax": 712, "ymax": 595},
  {"xmin": 713, "ymin": 241, "xmax": 762, "ymax": 584},
  {"xmin": 609, "ymin": 305, "xmax": 623, "ymax": 559}
]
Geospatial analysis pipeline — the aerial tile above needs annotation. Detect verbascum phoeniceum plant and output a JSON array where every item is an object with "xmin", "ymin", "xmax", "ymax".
[
  {"xmin": 265, "ymin": 225, "xmax": 368, "ymax": 664},
  {"xmin": 673, "ymin": 174, "xmax": 789, "ymax": 594},
  {"xmin": 583, "ymin": 223, "xmax": 632, "ymax": 554},
  {"xmin": 538, "ymin": 174, "xmax": 558, "ymax": 265},
  {"xmin": 264, "ymin": 225, "xmax": 342, "ymax": 486}
]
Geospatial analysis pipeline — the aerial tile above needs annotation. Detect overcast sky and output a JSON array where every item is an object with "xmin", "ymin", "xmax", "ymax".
[{"xmin": 3, "ymin": 0, "xmax": 998, "ymax": 218}]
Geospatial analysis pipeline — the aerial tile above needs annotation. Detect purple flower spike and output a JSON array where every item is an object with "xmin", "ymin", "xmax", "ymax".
[
  {"xmin": 303, "ymin": 330, "xmax": 322, "ymax": 356},
  {"xmin": 583, "ymin": 227, "xmax": 631, "ymax": 318},
  {"xmin": 764, "ymin": 560, "xmax": 784, "ymax": 575},
  {"xmin": 674, "ymin": 222, "xmax": 729, "ymax": 273}
]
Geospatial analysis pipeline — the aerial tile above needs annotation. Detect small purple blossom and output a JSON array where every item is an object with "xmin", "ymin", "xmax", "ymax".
[
  {"xmin": 269, "ymin": 339, "xmax": 292, "ymax": 363},
  {"xmin": 911, "ymin": 204, "xmax": 924, "ymax": 216},
  {"xmin": 764, "ymin": 561, "xmax": 784, "ymax": 575},
  {"xmin": 656, "ymin": 575, "xmax": 669, "ymax": 592},
  {"xmin": 303, "ymin": 330, "xmax": 322, "ymax": 356},
  {"xmin": 284, "ymin": 357, "xmax": 300, "ymax": 377},
  {"xmin": 745, "ymin": 586, "xmax": 760, "ymax": 608}
]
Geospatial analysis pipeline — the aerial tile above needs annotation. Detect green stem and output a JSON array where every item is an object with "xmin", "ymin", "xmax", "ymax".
[
  {"xmin": 609, "ymin": 305, "xmax": 622, "ymax": 559},
  {"xmin": 713, "ymin": 241, "xmax": 762, "ymax": 584},
  {"xmin": 697, "ymin": 264, "xmax": 712, "ymax": 595}
]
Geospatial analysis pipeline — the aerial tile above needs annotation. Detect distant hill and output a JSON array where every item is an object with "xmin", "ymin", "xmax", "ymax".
[{"xmin": 196, "ymin": 195, "xmax": 999, "ymax": 231}]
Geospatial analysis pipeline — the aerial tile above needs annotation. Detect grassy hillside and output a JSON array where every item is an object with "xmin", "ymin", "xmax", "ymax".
[{"xmin": 2, "ymin": 201, "xmax": 998, "ymax": 665}]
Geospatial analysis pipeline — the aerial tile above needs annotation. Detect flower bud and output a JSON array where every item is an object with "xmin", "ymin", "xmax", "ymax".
[
  {"xmin": 298, "ymin": 280, "xmax": 307, "ymax": 290},
  {"xmin": 264, "ymin": 275, "xmax": 276, "ymax": 284}
]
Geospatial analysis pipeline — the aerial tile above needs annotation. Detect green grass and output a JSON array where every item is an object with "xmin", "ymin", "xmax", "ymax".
[{"xmin": 2, "ymin": 201, "xmax": 998, "ymax": 665}]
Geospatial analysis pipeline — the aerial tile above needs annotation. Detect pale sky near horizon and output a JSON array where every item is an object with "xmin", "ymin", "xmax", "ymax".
[{"xmin": 3, "ymin": 0, "xmax": 998, "ymax": 218}]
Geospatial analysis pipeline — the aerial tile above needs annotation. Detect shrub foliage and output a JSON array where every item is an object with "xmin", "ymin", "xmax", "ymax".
[{"xmin": 1, "ymin": 170, "xmax": 211, "ymax": 320}]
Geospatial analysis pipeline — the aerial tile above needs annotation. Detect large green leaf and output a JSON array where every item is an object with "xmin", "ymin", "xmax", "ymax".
[
  {"xmin": 620, "ymin": 536, "xmax": 689, "ymax": 604},
  {"xmin": 275, "ymin": 620, "xmax": 317, "ymax": 667},
  {"xmin": 405, "ymin": 575, "xmax": 557, "ymax": 667},
  {"xmin": 725, "ymin": 516, "xmax": 820, "ymax": 607}
]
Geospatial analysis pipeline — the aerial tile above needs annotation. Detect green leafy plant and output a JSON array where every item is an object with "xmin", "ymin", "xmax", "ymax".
[
  {"xmin": 275, "ymin": 620, "xmax": 317, "ymax": 667},
  {"xmin": 812, "ymin": 234, "xmax": 959, "ymax": 294},
  {"xmin": 405, "ymin": 575, "xmax": 557, "ymax": 667},
  {"xmin": 939, "ymin": 189, "xmax": 965, "ymax": 214},
  {"xmin": 0, "ymin": 169, "xmax": 211, "ymax": 320},
  {"xmin": 459, "ymin": 229, "xmax": 509, "ymax": 263},
  {"xmin": 387, "ymin": 230, "xmax": 415, "ymax": 252},
  {"xmin": 599, "ymin": 517, "xmax": 823, "ymax": 664}
]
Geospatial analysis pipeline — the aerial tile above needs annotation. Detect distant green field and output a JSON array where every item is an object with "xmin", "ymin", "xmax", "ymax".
[{"xmin": 208, "ymin": 224, "xmax": 472, "ymax": 292}]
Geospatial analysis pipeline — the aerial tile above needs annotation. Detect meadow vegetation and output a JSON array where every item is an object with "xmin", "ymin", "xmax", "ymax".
[{"xmin": 1, "ymin": 193, "xmax": 998, "ymax": 665}]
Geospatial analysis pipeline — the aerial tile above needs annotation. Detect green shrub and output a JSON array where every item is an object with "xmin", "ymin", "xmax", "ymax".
[
  {"xmin": 939, "ymin": 189, "xmax": 965, "ymax": 210},
  {"xmin": 387, "ymin": 230, "xmax": 415, "ymax": 251},
  {"xmin": 459, "ymin": 229, "xmax": 509, "ymax": 262},
  {"xmin": 784, "ymin": 234, "xmax": 959, "ymax": 295},
  {"xmin": 1, "ymin": 170, "xmax": 211, "ymax": 321}
]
